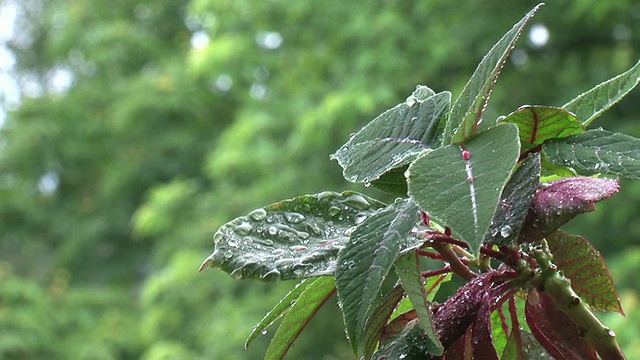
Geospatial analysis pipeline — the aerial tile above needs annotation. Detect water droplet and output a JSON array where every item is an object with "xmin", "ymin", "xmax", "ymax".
[
  {"xmin": 234, "ymin": 222, "xmax": 253, "ymax": 235},
  {"xmin": 274, "ymin": 258, "xmax": 299, "ymax": 267},
  {"xmin": 224, "ymin": 251, "xmax": 233, "ymax": 259},
  {"xmin": 328, "ymin": 206, "xmax": 341, "ymax": 217},
  {"xmin": 284, "ymin": 212, "xmax": 306, "ymax": 224},
  {"xmin": 343, "ymin": 226, "xmax": 356, "ymax": 236},
  {"xmin": 271, "ymin": 249, "xmax": 286, "ymax": 256},
  {"xmin": 491, "ymin": 227, "xmax": 499, "ymax": 237},
  {"xmin": 290, "ymin": 245, "xmax": 308, "ymax": 252},
  {"xmin": 500, "ymin": 225, "xmax": 513, "ymax": 238},
  {"xmin": 355, "ymin": 213, "xmax": 367, "ymax": 224},
  {"xmin": 254, "ymin": 238, "xmax": 274, "ymax": 246},
  {"xmin": 268, "ymin": 226, "xmax": 278, "ymax": 236},
  {"xmin": 213, "ymin": 231, "xmax": 224, "ymax": 243},
  {"xmin": 299, "ymin": 231, "xmax": 310, "ymax": 240},
  {"xmin": 228, "ymin": 240, "xmax": 238, "ymax": 248},
  {"xmin": 261, "ymin": 268, "xmax": 281, "ymax": 280},
  {"xmin": 261, "ymin": 330, "xmax": 268, "ymax": 335},
  {"xmin": 248, "ymin": 208, "xmax": 267, "ymax": 221},
  {"xmin": 344, "ymin": 194, "xmax": 371, "ymax": 209},
  {"xmin": 405, "ymin": 95, "xmax": 417, "ymax": 107}
]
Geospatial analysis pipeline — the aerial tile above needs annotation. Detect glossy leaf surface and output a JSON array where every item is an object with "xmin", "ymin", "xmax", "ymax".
[
  {"xmin": 525, "ymin": 292, "xmax": 598, "ymax": 359},
  {"xmin": 335, "ymin": 198, "xmax": 424, "ymax": 356},
  {"xmin": 446, "ymin": 4, "xmax": 542, "ymax": 143},
  {"xmin": 265, "ymin": 276, "xmax": 336, "ymax": 360},
  {"xmin": 501, "ymin": 105, "xmax": 584, "ymax": 147},
  {"xmin": 563, "ymin": 60, "xmax": 640, "ymax": 126},
  {"xmin": 408, "ymin": 124, "xmax": 520, "ymax": 252},
  {"xmin": 245, "ymin": 278, "xmax": 314, "ymax": 348},
  {"xmin": 518, "ymin": 177, "xmax": 620, "ymax": 243},
  {"xmin": 331, "ymin": 87, "xmax": 450, "ymax": 184},
  {"xmin": 546, "ymin": 230, "xmax": 624, "ymax": 314},
  {"xmin": 362, "ymin": 285, "xmax": 405, "ymax": 360},
  {"xmin": 544, "ymin": 129, "xmax": 640, "ymax": 179},
  {"xmin": 483, "ymin": 153, "xmax": 540, "ymax": 246},
  {"xmin": 200, "ymin": 191, "xmax": 386, "ymax": 280},
  {"xmin": 395, "ymin": 252, "xmax": 443, "ymax": 355}
]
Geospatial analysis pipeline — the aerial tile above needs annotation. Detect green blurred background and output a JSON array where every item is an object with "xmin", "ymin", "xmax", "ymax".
[{"xmin": 0, "ymin": 0, "xmax": 638, "ymax": 359}]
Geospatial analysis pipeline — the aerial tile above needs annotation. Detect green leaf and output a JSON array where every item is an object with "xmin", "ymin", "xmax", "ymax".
[
  {"xmin": 500, "ymin": 105, "xmax": 584, "ymax": 148},
  {"xmin": 362, "ymin": 284, "xmax": 405, "ymax": 360},
  {"xmin": 546, "ymin": 230, "xmax": 624, "ymax": 314},
  {"xmin": 371, "ymin": 165, "xmax": 409, "ymax": 196},
  {"xmin": 374, "ymin": 320, "xmax": 431, "ymax": 359},
  {"xmin": 395, "ymin": 252, "xmax": 444, "ymax": 355},
  {"xmin": 502, "ymin": 330, "xmax": 552, "ymax": 360},
  {"xmin": 563, "ymin": 60, "xmax": 640, "ymax": 126},
  {"xmin": 483, "ymin": 153, "xmax": 541, "ymax": 246},
  {"xmin": 543, "ymin": 129, "xmax": 640, "ymax": 179},
  {"xmin": 331, "ymin": 88, "xmax": 451, "ymax": 184},
  {"xmin": 265, "ymin": 276, "xmax": 336, "ymax": 360},
  {"xmin": 335, "ymin": 198, "xmax": 424, "ymax": 356},
  {"xmin": 199, "ymin": 191, "xmax": 386, "ymax": 280},
  {"xmin": 446, "ymin": 4, "xmax": 542, "ymax": 144},
  {"xmin": 408, "ymin": 124, "xmax": 520, "ymax": 253},
  {"xmin": 390, "ymin": 273, "xmax": 452, "ymax": 321},
  {"xmin": 245, "ymin": 278, "xmax": 315, "ymax": 349}
]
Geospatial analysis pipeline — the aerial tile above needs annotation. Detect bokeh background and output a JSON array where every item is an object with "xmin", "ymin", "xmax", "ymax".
[{"xmin": 0, "ymin": 0, "xmax": 639, "ymax": 359}]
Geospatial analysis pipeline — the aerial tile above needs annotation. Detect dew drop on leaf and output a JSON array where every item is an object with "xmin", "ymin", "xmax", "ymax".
[
  {"xmin": 284, "ymin": 212, "xmax": 306, "ymax": 224},
  {"xmin": 500, "ymin": 225, "xmax": 513, "ymax": 238},
  {"xmin": 248, "ymin": 208, "xmax": 267, "ymax": 221},
  {"xmin": 234, "ymin": 222, "xmax": 253, "ymax": 235}
]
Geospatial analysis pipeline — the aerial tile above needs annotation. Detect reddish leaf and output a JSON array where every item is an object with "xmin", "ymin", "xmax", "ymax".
[
  {"xmin": 501, "ymin": 105, "xmax": 584, "ymax": 147},
  {"xmin": 518, "ymin": 177, "xmax": 620, "ymax": 243},
  {"xmin": 380, "ymin": 309, "xmax": 417, "ymax": 345},
  {"xmin": 470, "ymin": 302, "xmax": 499, "ymax": 360},
  {"xmin": 525, "ymin": 292, "xmax": 598, "ymax": 360},
  {"xmin": 433, "ymin": 272, "xmax": 493, "ymax": 348},
  {"xmin": 546, "ymin": 230, "xmax": 624, "ymax": 314}
]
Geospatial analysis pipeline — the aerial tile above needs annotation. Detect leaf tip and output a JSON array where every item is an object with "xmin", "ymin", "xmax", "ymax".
[{"xmin": 199, "ymin": 256, "xmax": 213, "ymax": 272}]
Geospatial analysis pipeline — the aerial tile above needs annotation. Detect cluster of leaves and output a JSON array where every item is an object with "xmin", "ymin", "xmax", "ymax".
[{"xmin": 200, "ymin": 4, "xmax": 640, "ymax": 359}]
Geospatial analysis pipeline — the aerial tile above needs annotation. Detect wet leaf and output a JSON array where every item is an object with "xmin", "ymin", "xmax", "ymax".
[
  {"xmin": 362, "ymin": 285, "xmax": 405, "ymax": 360},
  {"xmin": 331, "ymin": 87, "xmax": 451, "ymax": 184},
  {"xmin": 502, "ymin": 330, "xmax": 552, "ymax": 360},
  {"xmin": 563, "ymin": 60, "xmax": 640, "ymax": 126},
  {"xmin": 446, "ymin": 4, "xmax": 542, "ymax": 143},
  {"xmin": 518, "ymin": 177, "xmax": 620, "ymax": 243},
  {"xmin": 264, "ymin": 276, "xmax": 335, "ymax": 360},
  {"xmin": 395, "ymin": 251, "xmax": 443, "ymax": 355},
  {"xmin": 200, "ymin": 191, "xmax": 386, "ymax": 281},
  {"xmin": 470, "ymin": 301, "xmax": 499, "ymax": 360},
  {"xmin": 245, "ymin": 278, "xmax": 314, "ymax": 348},
  {"xmin": 371, "ymin": 165, "xmax": 409, "ymax": 196},
  {"xmin": 390, "ymin": 273, "xmax": 452, "ymax": 322},
  {"xmin": 546, "ymin": 230, "xmax": 624, "ymax": 314},
  {"xmin": 543, "ymin": 129, "xmax": 640, "ymax": 180},
  {"xmin": 374, "ymin": 319, "xmax": 432, "ymax": 359},
  {"xmin": 433, "ymin": 272, "xmax": 494, "ymax": 348},
  {"xmin": 335, "ymin": 198, "xmax": 425, "ymax": 356},
  {"xmin": 525, "ymin": 292, "xmax": 598, "ymax": 359},
  {"xmin": 500, "ymin": 105, "xmax": 584, "ymax": 148},
  {"xmin": 408, "ymin": 124, "xmax": 520, "ymax": 253},
  {"xmin": 484, "ymin": 153, "xmax": 541, "ymax": 246}
]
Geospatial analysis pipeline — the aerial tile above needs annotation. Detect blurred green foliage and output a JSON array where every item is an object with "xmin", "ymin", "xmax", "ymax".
[{"xmin": 0, "ymin": 0, "xmax": 638, "ymax": 358}]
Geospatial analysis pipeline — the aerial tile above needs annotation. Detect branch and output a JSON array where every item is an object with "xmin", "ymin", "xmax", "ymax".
[
  {"xmin": 431, "ymin": 242, "xmax": 476, "ymax": 281},
  {"xmin": 530, "ymin": 242, "xmax": 626, "ymax": 360}
]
